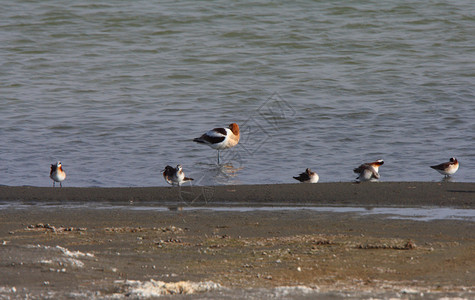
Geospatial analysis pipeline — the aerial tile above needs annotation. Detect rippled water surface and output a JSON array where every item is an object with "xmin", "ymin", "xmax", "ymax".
[{"xmin": 1, "ymin": 0, "xmax": 474, "ymax": 187}]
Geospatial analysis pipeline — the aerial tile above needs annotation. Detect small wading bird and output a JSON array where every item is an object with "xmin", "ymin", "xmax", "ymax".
[
  {"xmin": 50, "ymin": 161, "xmax": 66, "ymax": 187},
  {"xmin": 430, "ymin": 157, "xmax": 459, "ymax": 177},
  {"xmin": 193, "ymin": 123, "xmax": 240, "ymax": 164},
  {"xmin": 353, "ymin": 159, "xmax": 384, "ymax": 182},
  {"xmin": 162, "ymin": 165, "xmax": 194, "ymax": 186},
  {"xmin": 293, "ymin": 168, "xmax": 319, "ymax": 183}
]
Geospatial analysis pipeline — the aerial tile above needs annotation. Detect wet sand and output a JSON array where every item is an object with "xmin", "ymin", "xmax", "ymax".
[
  {"xmin": 1, "ymin": 182, "xmax": 474, "ymax": 207},
  {"xmin": 0, "ymin": 182, "xmax": 474, "ymax": 298}
]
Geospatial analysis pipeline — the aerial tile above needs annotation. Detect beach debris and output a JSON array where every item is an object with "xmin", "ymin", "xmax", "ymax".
[
  {"xmin": 26, "ymin": 223, "xmax": 86, "ymax": 233},
  {"xmin": 160, "ymin": 226, "xmax": 183, "ymax": 233},
  {"xmin": 256, "ymin": 273, "xmax": 273, "ymax": 280},
  {"xmin": 116, "ymin": 279, "xmax": 221, "ymax": 297},
  {"xmin": 272, "ymin": 286, "xmax": 319, "ymax": 297},
  {"xmin": 155, "ymin": 238, "xmax": 183, "ymax": 247},
  {"xmin": 357, "ymin": 240, "xmax": 416, "ymax": 250},
  {"xmin": 312, "ymin": 239, "xmax": 333, "ymax": 246},
  {"xmin": 56, "ymin": 245, "xmax": 94, "ymax": 258},
  {"xmin": 104, "ymin": 225, "xmax": 183, "ymax": 233}
]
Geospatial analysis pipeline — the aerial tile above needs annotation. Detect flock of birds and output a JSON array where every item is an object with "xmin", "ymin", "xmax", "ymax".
[{"xmin": 49, "ymin": 122, "xmax": 460, "ymax": 187}]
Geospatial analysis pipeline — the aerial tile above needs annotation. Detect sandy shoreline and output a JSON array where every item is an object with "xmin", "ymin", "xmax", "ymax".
[
  {"xmin": 1, "ymin": 207, "xmax": 474, "ymax": 299},
  {"xmin": 1, "ymin": 182, "xmax": 474, "ymax": 298},
  {"xmin": 1, "ymin": 182, "xmax": 474, "ymax": 207}
]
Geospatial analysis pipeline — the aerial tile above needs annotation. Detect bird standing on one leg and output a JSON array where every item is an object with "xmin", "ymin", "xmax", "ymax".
[{"xmin": 193, "ymin": 123, "xmax": 240, "ymax": 164}]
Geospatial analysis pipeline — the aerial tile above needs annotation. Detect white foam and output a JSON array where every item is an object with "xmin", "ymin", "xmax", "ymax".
[
  {"xmin": 119, "ymin": 279, "xmax": 221, "ymax": 297},
  {"xmin": 0, "ymin": 286, "xmax": 17, "ymax": 294},
  {"xmin": 63, "ymin": 258, "xmax": 85, "ymax": 268},
  {"xmin": 56, "ymin": 245, "xmax": 94, "ymax": 258},
  {"xmin": 40, "ymin": 259, "xmax": 54, "ymax": 265},
  {"xmin": 272, "ymin": 286, "xmax": 319, "ymax": 297},
  {"xmin": 30, "ymin": 245, "xmax": 93, "ymax": 269}
]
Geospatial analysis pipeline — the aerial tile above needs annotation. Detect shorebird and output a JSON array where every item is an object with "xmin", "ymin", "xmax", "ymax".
[
  {"xmin": 162, "ymin": 165, "xmax": 194, "ymax": 186},
  {"xmin": 293, "ymin": 168, "xmax": 319, "ymax": 183},
  {"xmin": 50, "ymin": 161, "xmax": 66, "ymax": 187},
  {"xmin": 353, "ymin": 159, "xmax": 384, "ymax": 182},
  {"xmin": 193, "ymin": 123, "xmax": 240, "ymax": 164},
  {"xmin": 430, "ymin": 157, "xmax": 459, "ymax": 177}
]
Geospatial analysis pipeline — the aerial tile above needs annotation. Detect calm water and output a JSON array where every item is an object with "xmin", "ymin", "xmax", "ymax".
[
  {"xmin": 1, "ymin": 203, "xmax": 473, "ymax": 222},
  {"xmin": 1, "ymin": 0, "xmax": 474, "ymax": 187}
]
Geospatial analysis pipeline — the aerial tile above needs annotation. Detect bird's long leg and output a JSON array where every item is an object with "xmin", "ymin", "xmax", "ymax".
[
  {"xmin": 53, "ymin": 181, "xmax": 55, "ymax": 187},
  {"xmin": 217, "ymin": 150, "xmax": 220, "ymax": 164},
  {"xmin": 60, "ymin": 182, "xmax": 62, "ymax": 188}
]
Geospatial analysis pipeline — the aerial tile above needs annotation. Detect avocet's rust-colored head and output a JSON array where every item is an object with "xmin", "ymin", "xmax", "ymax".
[{"xmin": 228, "ymin": 123, "xmax": 239, "ymax": 136}]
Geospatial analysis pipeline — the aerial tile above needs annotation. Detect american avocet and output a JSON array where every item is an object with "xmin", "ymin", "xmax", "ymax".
[
  {"xmin": 163, "ymin": 165, "xmax": 194, "ymax": 186},
  {"xmin": 193, "ymin": 123, "xmax": 240, "ymax": 164},
  {"xmin": 50, "ymin": 161, "xmax": 66, "ymax": 187},
  {"xmin": 353, "ymin": 159, "xmax": 384, "ymax": 182},
  {"xmin": 293, "ymin": 168, "xmax": 319, "ymax": 183},
  {"xmin": 430, "ymin": 157, "xmax": 459, "ymax": 177}
]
